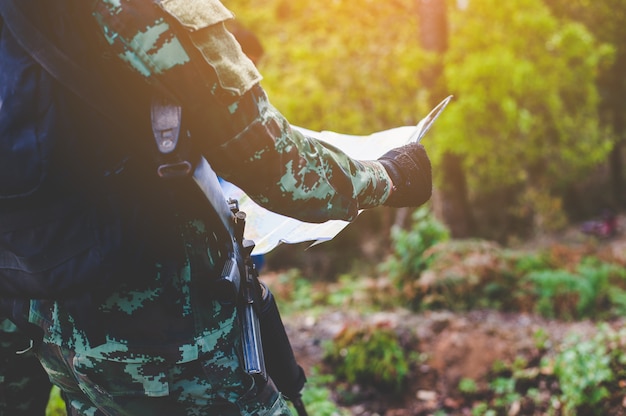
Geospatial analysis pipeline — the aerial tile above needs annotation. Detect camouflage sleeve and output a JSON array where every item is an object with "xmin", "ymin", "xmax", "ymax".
[{"xmin": 91, "ymin": 0, "xmax": 392, "ymax": 222}]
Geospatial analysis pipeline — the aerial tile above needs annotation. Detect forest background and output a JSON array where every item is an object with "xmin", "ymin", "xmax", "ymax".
[
  {"xmin": 43, "ymin": 0, "xmax": 626, "ymax": 414},
  {"xmin": 227, "ymin": 0, "xmax": 626, "ymax": 415},
  {"xmin": 225, "ymin": 0, "xmax": 624, "ymax": 243},
  {"xmin": 217, "ymin": 0, "xmax": 626, "ymax": 415}
]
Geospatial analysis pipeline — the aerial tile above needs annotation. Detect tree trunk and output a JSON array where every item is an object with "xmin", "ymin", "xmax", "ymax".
[
  {"xmin": 609, "ymin": 141, "xmax": 624, "ymax": 209},
  {"xmin": 418, "ymin": 0, "xmax": 474, "ymax": 237},
  {"xmin": 609, "ymin": 57, "xmax": 626, "ymax": 209},
  {"xmin": 439, "ymin": 152, "xmax": 475, "ymax": 237}
]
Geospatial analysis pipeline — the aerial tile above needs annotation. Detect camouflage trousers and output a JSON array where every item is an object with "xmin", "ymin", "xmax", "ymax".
[
  {"xmin": 0, "ymin": 321, "xmax": 52, "ymax": 416},
  {"xmin": 37, "ymin": 341, "xmax": 293, "ymax": 416}
]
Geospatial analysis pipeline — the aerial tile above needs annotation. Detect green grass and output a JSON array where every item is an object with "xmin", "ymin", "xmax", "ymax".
[{"xmin": 45, "ymin": 386, "xmax": 67, "ymax": 416}]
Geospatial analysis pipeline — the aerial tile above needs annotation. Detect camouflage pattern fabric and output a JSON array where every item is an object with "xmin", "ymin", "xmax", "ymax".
[
  {"xmin": 0, "ymin": 319, "xmax": 52, "ymax": 416},
  {"xmin": 38, "ymin": 340, "xmax": 290, "ymax": 416},
  {"xmin": 31, "ymin": 215, "xmax": 293, "ymax": 415}
]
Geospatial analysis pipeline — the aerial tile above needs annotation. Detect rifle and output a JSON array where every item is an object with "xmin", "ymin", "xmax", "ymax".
[
  {"xmin": 152, "ymin": 100, "xmax": 308, "ymax": 415},
  {"xmin": 230, "ymin": 206, "xmax": 308, "ymax": 415},
  {"xmin": 193, "ymin": 159, "xmax": 308, "ymax": 415}
]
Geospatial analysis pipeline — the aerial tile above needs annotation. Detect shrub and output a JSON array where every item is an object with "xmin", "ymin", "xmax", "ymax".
[
  {"xmin": 523, "ymin": 257, "xmax": 622, "ymax": 320},
  {"xmin": 381, "ymin": 207, "xmax": 450, "ymax": 307},
  {"xmin": 295, "ymin": 369, "xmax": 350, "ymax": 416},
  {"xmin": 323, "ymin": 321, "xmax": 414, "ymax": 393},
  {"xmin": 551, "ymin": 324, "xmax": 626, "ymax": 415},
  {"xmin": 408, "ymin": 239, "xmax": 517, "ymax": 311}
]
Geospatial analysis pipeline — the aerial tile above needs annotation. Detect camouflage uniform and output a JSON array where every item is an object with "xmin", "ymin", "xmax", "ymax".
[
  {"xmin": 0, "ymin": 318, "xmax": 52, "ymax": 416},
  {"xmin": 15, "ymin": 0, "xmax": 394, "ymax": 414}
]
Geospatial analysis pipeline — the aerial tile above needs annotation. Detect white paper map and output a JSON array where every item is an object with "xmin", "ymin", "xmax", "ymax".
[{"xmin": 220, "ymin": 96, "xmax": 452, "ymax": 255}]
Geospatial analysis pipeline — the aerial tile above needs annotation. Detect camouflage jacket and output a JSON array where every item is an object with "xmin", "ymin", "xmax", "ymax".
[{"xmin": 27, "ymin": 0, "xmax": 393, "ymax": 362}]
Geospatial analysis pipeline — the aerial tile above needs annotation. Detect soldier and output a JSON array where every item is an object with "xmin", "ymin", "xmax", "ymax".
[{"xmin": 0, "ymin": 1, "xmax": 432, "ymax": 415}]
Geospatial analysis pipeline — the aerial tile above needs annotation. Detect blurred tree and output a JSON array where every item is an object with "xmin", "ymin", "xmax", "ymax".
[
  {"xmin": 431, "ymin": 0, "xmax": 613, "ymax": 238},
  {"xmin": 223, "ymin": 0, "xmax": 430, "ymax": 134},
  {"xmin": 222, "ymin": 0, "xmax": 436, "ymax": 257},
  {"xmin": 223, "ymin": 0, "xmax": 612, "ymax": 242},
  {"xmin": 543, "ymin": 0, "xmax": 626, "ymax": 210}
]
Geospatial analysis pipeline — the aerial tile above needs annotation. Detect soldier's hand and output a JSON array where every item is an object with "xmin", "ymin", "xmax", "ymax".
[{"xmin": 378, "ymin": 143, "xmax": 432, "ymax": 207}]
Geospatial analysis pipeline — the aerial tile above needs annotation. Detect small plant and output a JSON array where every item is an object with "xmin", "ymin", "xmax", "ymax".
[
  {"xmin": 270, "ymin": 269, "xmax": 322, "ymax": 315},
  {"xmin": 471, "ymin": 401, "xmax": 495, "ymax": 416},
  {"xmin": 381, "ymin": 207, "xmax": 450, "ymax": 307},
  {"xmin": 514, "ymin": 252, "xmax": 553, "ymax": 274},
  {"xmin": 323, "ymin": 321, "xmax": 414, "ymax": 393},
  {"xmin": 525, "ymin": 268, "xmax": 587, "ymax": 319},
  {"xmin": 407, "ymin": 239, "xmax": 514, "ymax": 311},
  {"xmin": 458, "ymin": 377, "xmax": 478, "ymax": 396},
  {"xmin": 523, "ymin": 257, "xmax": 619, "ymax": 320},
  {"xmin": 553, "ymin": 330, "xmax": 614, "ymax": 415},
  {"xmin": 490, "ymin": 376, "xmax": 520, "ymax": 409},
  {"xmin": 532, "ymin": 327, "xmax": 550, "ymax": 351},
  {"xmin": 295, "ymin": 369, "xmax": 350, "ymax": 416}
]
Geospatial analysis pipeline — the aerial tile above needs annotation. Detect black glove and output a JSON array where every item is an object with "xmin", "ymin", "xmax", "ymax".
[{"xmin": 378, "ymin": 143, "xmax": 432, "ymax": 207}]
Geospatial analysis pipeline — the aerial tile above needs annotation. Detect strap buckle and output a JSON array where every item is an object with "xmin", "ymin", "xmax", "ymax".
[{"xmin": 151, "ymin": 95, "xmax": 194, "ymax": 178}]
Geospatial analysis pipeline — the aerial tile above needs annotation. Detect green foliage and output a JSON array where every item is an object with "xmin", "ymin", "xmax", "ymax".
[
  {"xmin": 525, "ymin": 269, "xmax": 593, "ymax": 319},
  {"xmin": 390, "ymin": 207, "xmax": 451, "ymax": 275},
  {"xmin": 403, "ymin": 239, "xmax": 519, "ymax": 311},
  {"xmin": 277, "ymin": 270, "xmax": 315, "ymax": 312},
  {"xmin": 608, "ymin": 287, "xmax": 626, "ymax": 316},
  {"xmin": 490, "ymin": 377, "xmax": 521, "ymax": 409},
  {"xmin": 325, "ymin": 273, "xmax": 403, "ymax": 311},
  {"xmin": 269, "ymin": 268, "xmax": 404, "ymax": 315},
  {"xmin": 514, "ymin": 252, "xmax": 553, "ymax": 274},
  {"xmin": 224, "ymin": 0, "xmax": 620, "ymax": 236},
  {"xmin": 546, "ymin": 0, "xmax": 626, "ymax": 46},
  {"xmin": 381, "ymin": 207, "xmax": 450, "ymax": 307},
  {"xmin": 458, "ymin": 377, "xmax": 478, "ymax": 395},
  {"xmin": 434, "ymin": 0, "xmax": 612, "ymax": 229},
  {"xmin": 532, "ymin": 327, "xmax": 551, "ymax": 351},
  {"xmin": 439, "ymin": 0, "xmax": 610, "ymax": 188},
  {"xmin": 388, "ymin": 232, "xmax": 626, "ymax": 319},
  {"xmin": 269, "ymin": 268, "xmax": 326, "ymax": 315},
  {"xmin": 523, "ymin": 257, "xmax": 623, "ymax": 320},
  {"xmin": 225, "ymin": 0, "xmax": 429, "ymax": 134},
  {"xmin": 323, "ymin": 323, "xmax": 413, "ymax": 393},
  {"xmin": 45, "ymin": 386, "xmax": 66, "ymax": 416},
  {"xmin": 545, "ymin": 0, "xmax": 624, "ymax": 153},
  {"xmin": 551, "ymin": 325, "xmax": 626, "ymax": 415},
  {"xmin": 473, "ymin": 357, "xmax": 535, "ymax": 414},
  {"xmin": 471, "ymin": 402, "xmax": 496, "ymax": 416},
  {"xmin": 292, "ymin": 369, "xmax": 350, "ymax": 416},
  {"xmin": 469, "ymin": 324, "xmax": 626, "ymax": 416}
]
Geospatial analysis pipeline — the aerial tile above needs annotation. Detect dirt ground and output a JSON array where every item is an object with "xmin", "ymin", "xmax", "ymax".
[
  {"xmin": 276, "ymin": 215, "xmax": 626, "ymax": 415},
  {"xmin": 283, "ymin": 306, "xmax": 608, "ymax": 415}
]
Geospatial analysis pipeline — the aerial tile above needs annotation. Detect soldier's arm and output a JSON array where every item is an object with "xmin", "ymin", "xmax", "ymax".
[{"xmin": 92, "ymin": 0, "xmax": 393, "ymax": 222}]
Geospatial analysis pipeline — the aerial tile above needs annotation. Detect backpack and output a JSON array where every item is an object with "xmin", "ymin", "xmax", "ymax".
[
  {"xmin": 0, "ymin": 2, "xmax": 152, "ymax": 334},
  {"xmin": 0, "ymin": 14, "xmax": 54, "ymax": 200},
  {"xmin": 0, "ymin": 0, "xmax": 222, "ymax": 339}
]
